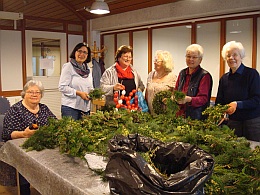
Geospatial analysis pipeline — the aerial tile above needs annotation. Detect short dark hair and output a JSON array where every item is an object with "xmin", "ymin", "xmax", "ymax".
[
  {"xmin": 115, "ymin": 45, "xmax": 132, "ymax": 62},
  {"xmin": 70, "ymin": 42, "xmax": 91, "ymax": 63}
]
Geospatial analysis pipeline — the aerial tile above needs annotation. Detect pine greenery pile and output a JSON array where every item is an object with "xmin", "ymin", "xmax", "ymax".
[
  {"xmin": 88, "ymin": 88, "xmax": 105, "ymax": 100},
  {"xmin": 152, "ymin": 90, "xmax": 185, "ymax": 115},
  {"xmin": 22, "ymin": 92, "xmax": 260, "ymax": 195}
]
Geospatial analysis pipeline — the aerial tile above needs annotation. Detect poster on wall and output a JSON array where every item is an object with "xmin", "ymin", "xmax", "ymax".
[{"xmin": 40, "ymin": 58, "xmax": 54, "ymax": 69}]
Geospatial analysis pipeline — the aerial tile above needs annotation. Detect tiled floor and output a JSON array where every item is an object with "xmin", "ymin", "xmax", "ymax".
[{"xmin": 0, "ymin": 185, "xmax": 40, "ymax": 195}]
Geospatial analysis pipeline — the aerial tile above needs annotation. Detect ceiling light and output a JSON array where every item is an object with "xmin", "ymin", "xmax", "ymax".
[
  {"xmin": 185, "ymin": 25, "xmax": 201, "ymax": 29},
  {"xmin": 89, "ymin": 0, "xmax": 110, "ymax": 15},
  {"xmin": 229, "ymin": 31, "xmax": 242, "ymax": 34},
  {"xmin": 229, "ymin": 21, "xmax": 242, "ymax": 34}
]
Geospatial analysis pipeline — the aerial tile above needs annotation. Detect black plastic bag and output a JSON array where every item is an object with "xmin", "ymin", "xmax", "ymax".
[{"xmin": 105, "ymin": 134, "xmax": 214, "ymax": 195}]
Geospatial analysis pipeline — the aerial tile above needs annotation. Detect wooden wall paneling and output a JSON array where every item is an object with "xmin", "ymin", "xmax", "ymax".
[
  {"xmin": 148, "ymin": 28, "xmax": 152, "ymax": 73},
  {"xmin": 219, "ymin": 19, "xmax": 226, "ymax": 78},
  {"xmin": 191, "ymin": 22, "xmax": 196, "ymax": 44},
  {"xmin": 22, "ymin": 19, "xmax": 26, "ymax": 86}
]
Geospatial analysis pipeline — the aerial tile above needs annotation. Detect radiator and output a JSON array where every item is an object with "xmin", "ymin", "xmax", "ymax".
[
  {"xmin": 41, "ymin": 89, "xmax": 62, "ymax": 119},
  {"xmin": 30, "ymin": 76, "xmax": 61, "ymax": 119}
]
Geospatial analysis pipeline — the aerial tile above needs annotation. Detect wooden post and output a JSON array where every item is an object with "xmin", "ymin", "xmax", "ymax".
[
  {"xmin": 16, "ymin": 170, "xmax": 20, "ymax": 195},
  {"xmin": 91, "ymin": 99, "xmax": 105, "ymax": 114}
]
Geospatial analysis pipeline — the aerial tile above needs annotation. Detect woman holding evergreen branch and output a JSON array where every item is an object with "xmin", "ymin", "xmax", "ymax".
[
  {"xmin": 59, "ymin": 42, "xmax": 93, "ymax": 120},
  {"xmin": 100, "ymin": 45, "xmax": 145, "ymax": 106},
  {"xmin": 175, "ymin": 44, "xmax": 213, "ymax": 120},
  {"xmin": 216, "ymin": 41, "xmax": 260, "ymax": 142},
  {"xmin": 2, "ymin": 79, "xmax": 56, "ymax": 195},
  {"xmin": 2, "ymin": 80, "xmax": 57, "ymax": 141},
  {"xmin": 145, "ymin": 50, "xmax": 177, "ymax": 115}
]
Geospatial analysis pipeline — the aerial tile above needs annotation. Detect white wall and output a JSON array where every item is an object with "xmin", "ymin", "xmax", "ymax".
[
  {"xmin": 152, "ymin": 26, "xmax": 191, "ymax": 78},
  {"xmin": 103, "ymin": 34, "xmax": 115, "ymax": 69},
  {"xmin": 0, "ymin": 30, "xmax": 23, "ymax": 91},
  {"xmin": 197, "ymin": 22, "xmax": 221, "ymax": 97},
  {"xmin": 133, "ymin": 31, "xmax": 149, "ymax": 89},
  {"xmin": 68, "ymin": 34, "xmax": 83, "ymax": 60},
  {"xmin": 226, "ymin": 19, "xmax": 253, "ymax": 71},
  {"xmin": 90, "ymin": 0, "xmax": 260, "ymax": 32},
  {"xmin": 117, "ymin": 33, "xmax": 129, "ymax": 48}
]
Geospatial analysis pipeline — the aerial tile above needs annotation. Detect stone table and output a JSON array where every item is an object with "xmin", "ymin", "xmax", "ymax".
[{"xmin": 0, "ymin": 139, "xmax": 110, "ymax": 195}]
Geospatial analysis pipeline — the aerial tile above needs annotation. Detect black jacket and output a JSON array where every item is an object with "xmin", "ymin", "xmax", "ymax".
[{"xmin": 177, "ymin": 67, "xmax": 212, "ymax": 120}]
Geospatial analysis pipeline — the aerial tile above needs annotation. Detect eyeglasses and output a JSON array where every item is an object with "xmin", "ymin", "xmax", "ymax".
[
  {"xmin": 26, "ymin": 91, "xmax": 41, "ymax": 96},
  {"xmin": 186, "ymin": 55, "xmax": 200, "ymax": 60},
  {"xmin": 77, "ymin": 50, "xmax": 88, "ymax": 55},
  {"xmin": 227, "ymin": 53, "xmax": 240, "ymax": 59},
  {"xmin": 121, "ymin": 55, "xmax": 132, "ymax": 60},
  {"xmin": 154, "ymin": 59, "xmax": 163, "ymax": 63}
]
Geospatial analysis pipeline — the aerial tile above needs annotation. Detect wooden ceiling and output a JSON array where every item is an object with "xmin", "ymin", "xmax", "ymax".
[{"xmin": 0, "ymin": 0, "xmax": 181, "ymax": 23}]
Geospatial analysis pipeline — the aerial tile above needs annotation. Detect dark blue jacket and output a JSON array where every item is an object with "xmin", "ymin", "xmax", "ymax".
[{"xmin": 216, "ymin": 64, "xmax": 260, "ymax": 121}]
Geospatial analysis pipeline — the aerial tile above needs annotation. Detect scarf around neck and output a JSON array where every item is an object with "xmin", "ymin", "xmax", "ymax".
[
  {"xmin": 70, "ymin": 58, "xmax": 90, "ymax": 78},
  {"xmin": 115, "ymin": 62, "xmax": 133, "ymax": 79}
]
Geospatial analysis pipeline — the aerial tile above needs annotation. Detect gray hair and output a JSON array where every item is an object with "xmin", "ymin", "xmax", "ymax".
[
  {"xmin": 186, "ymin": 44, "xmax": 204, "ymax": 58},
  {"xmin": 21, "ymin": 80, "xmax": 44, "ymax": 98},
  {"xmin": 155, "ymin": 50, "xmax": 174, "ymax": 72},
  {"xmin": 221, "ymin": 41, "xmax": 245, "ymax": 60}
]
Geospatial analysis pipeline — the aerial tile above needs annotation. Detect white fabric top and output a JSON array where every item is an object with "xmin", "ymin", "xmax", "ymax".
[{"xmin": 58, "ymin": 62, "xmax": 93, "ymax": 112}]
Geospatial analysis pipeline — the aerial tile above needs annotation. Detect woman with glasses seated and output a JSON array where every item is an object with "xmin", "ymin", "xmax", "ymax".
[
  {"xmin": 2, "ymin": 79, "xmax": 56, "ymax": 195},
  {"xmin": 100, "ymin": 45, "xmax": 145, "ymax": 106},
  {"xmin": 145, "ymin": 50, "xmax": 177, "ymax": 115},
  {"xmin": 175, "ymin": 44, "xmax": 213, "ymax": 120},
  {"xmin": 59, "ymin": 42, "xmax": 93, "ymax": 120}
]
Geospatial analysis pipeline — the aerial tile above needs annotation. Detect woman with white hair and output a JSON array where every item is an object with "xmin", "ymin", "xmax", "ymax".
[
  {"xmin": 2, "ymin": 79, "xmax": 57, "ymax": 194},
  {"xmin": 175, "ymin": 44, "xmax": 213, "ymax": 120},
  {"xmin": 2, "ymin": 80, "xmax": 56, "ymax": 141},
  {"xmin": 216, "ymin": 41, "xmax": 260, "ymax": 142},
  {"xmin": 146, "ymin": 50, "xmax": 177, "ymax": 114}
]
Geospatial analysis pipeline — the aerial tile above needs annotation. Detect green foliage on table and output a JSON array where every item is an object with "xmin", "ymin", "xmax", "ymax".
[
  {"xmin": 173, "ymin": 90, "xmax": 186, "ymax": 100},
  {"xmin": 152, "ymin": 90, "xmax": 186, "ymax": 115},
  {"xmin": 88, "ymin": 88, "xmax": 105, "ymax": 100},
  {"xmin": 203, "ymin": 103, "xmax": 229, "ymax": 125},
  {"xmin": 22, "ymin": 91, "xmax": 260, "ymax": 195}
]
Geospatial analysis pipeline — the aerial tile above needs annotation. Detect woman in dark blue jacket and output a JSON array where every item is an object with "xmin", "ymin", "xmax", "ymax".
[{"xmin": 216, "ymin": 41, "xmax": 260, "ymax": 142}]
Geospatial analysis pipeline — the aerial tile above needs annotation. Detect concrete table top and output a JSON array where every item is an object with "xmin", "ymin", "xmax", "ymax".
[{"xmin": 0, "ymin": 139, "xmax": 110, "ymax": 195}]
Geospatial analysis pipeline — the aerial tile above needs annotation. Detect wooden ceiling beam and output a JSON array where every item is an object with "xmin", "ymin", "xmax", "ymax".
[
  {"xmin": 54, "ymin": 0, "xmax": 87, "ymax": 21},
  {"xmin": 108, "ymin": 0, "xmax": 180, "ymax": 14},
  {"xmin": 0, "ymin": 0, "xmax": 3, "ymax": 11}
]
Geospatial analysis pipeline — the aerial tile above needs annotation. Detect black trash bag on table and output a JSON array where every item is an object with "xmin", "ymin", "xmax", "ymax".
[{"xmin": 105, "ymin": 134, "xmax": 214, "ymax": 195}]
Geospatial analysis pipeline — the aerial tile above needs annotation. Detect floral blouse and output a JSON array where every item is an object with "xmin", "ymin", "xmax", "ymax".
[{"xmin": 146, "ymin": 71, "xmax": 177, "ymax": 115}]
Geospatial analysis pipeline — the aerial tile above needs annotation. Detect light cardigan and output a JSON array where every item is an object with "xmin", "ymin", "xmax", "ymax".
[{"xmin": 100, "ymin": 63, "xmax": 145, "ymax": 105}]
